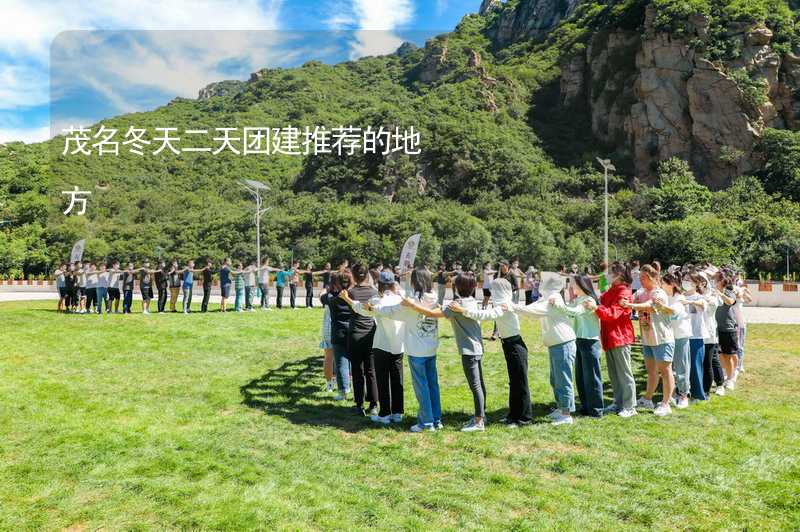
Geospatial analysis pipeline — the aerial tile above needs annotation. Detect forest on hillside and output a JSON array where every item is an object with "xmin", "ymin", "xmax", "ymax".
[{"xmin": 1, "ymin": 0, "xmax": 800, "ymax": 279}]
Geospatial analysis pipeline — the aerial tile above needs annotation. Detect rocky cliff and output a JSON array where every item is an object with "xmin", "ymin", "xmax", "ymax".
[{"xmin": 487, "ymin": 0, "xmax": 800, "ymax": 187}]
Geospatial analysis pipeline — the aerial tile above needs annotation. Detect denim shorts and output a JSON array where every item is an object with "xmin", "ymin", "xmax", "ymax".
[{"xmin": 642, "ymin": 342, "xmax": 675, "ymax": 362}]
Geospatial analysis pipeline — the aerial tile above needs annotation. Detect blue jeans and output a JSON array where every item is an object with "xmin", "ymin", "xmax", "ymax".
[
  {"xmin": 548, "ymin": 340, "xmax": 576, "ymax": 412},
  {"xmin": 673, "ymin": 337, "xmax": 691, "ymax": 396},
  {"xmin": 234, "ymin": 286, "xmax": 244, "ymax": 311},
  {"xmin": 575, "ymin": 338, "xmax": 604, "ymax": 416},
  {"xmin": 95, "ymin": 287, "xmax": 108, "ymax": 314},
  {"xmin": 408, "ymin": 356, "xmax": 441, "ymax": 428},
  {"xmin": 332, "ymin": 343, "xmax": 351, "ymax": 393},
  {"xmin": 689, "ymin": 338, "xmax": 707, "ymax": 400},
  {"xmin": 182, "ymin": 284, "xmax": 193, "ymax": 312},
  {"xmin": 737, "ymin": 327, "xmax": 746, "ymax": 369}
]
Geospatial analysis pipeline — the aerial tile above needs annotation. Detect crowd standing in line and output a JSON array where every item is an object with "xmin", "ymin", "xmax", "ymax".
[{"xmin": 52, "ymin": 256, "xmax": 752, "ymax": 433}]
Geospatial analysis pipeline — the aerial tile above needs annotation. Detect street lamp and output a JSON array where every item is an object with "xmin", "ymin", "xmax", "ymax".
[
  {"xmin": 240, "ymin": 179, "xmax": 270, "ymax": 269},
  {"xmin": 596, "ymin": 157, "xmax": 616, "ymax": 269}
]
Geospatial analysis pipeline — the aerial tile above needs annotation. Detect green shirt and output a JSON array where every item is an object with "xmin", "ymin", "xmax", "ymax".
[
  {"xmin": 598, "ymin": 273, "xmax": 608, "ymax": 293},
  {"xmin": 564, "ymin": 295, "xmax": 601, "ymax": 340}
]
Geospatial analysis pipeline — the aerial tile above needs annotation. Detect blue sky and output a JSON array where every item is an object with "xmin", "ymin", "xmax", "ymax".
[{"xmin": 0, "ymin": 0, "xmax": 480, "ymax": 144}]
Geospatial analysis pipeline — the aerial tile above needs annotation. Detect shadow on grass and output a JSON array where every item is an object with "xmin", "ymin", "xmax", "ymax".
[{"xmin": 240, "ymin": 356, "xmax": 562, "ymax": 432}]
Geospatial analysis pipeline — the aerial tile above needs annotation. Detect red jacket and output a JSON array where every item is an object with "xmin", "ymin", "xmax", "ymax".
[{"xmin": 595, "ymin": 283, "xmax": 635, "ymax": 350}]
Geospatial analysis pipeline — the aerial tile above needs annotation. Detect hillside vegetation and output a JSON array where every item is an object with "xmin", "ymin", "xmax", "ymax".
[{"xmin": 1, "ymin": 0, "xmax": 800, "ymax": 276}]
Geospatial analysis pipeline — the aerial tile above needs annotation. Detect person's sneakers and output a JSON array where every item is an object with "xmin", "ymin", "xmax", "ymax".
[
  {"xmin": 547, "ymin": 408, "xmax": 561, "ymax": 419},
  {"xmin": 370, "ymin": 414, "xmax": 391, "ymax": 425},
  {"xmin": 551, "ymin": 413, "xmax": 574, "ymax": 425},
  {"xmin": 724, "ymin": 379, "xmax": 735, "ymax": 391},
  {"xmin": 324, "ymin": 380, "xmax": 335, "ymax": 392},
  {"xmin": 602, "ymin": 404, "xmax": 621, "ymax": 415},
  {"xmin": 333, "ymin": 391, "xmax": 346, "ymax": 401},
  {"xmin": 618, "ymin": 408, "xmax": 638, "ymax": 418},
  {"xmin": 368, "ymin": 406, "xmax": 379, "ymax": 416},
  {"xmin": 461, "ymin": 419, "xmax": 485, "ymax": 432},
  {"xmin": 434, "ymin": 421, "xmax": 444, "ymax": 430},
  {"xmin": 410, "ymin": 424, "xmax": 435, "ymax": 433},
  {"xmin": 142, "ymin": 309, "xmax": 150, "ymax": 315},
  {"xmin": 676, "ymin": 396, "xmax": 690, "ymax": 409},
  {"xmin": 654, "ymin": 403, "xmax": 672, "ymax": 417},
  {"xmin": 636, "ymin": 397, "xmax": 655, "ymax": 410},
  {"xmin": 390, "ymin": 413, "xmax": 403, "ymax": 423},
  {"xmin": 714, "ymin": 386, "xmax": 726, "ymax": 396}
]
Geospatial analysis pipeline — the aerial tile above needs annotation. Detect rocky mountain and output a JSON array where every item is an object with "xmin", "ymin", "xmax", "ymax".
[{"xmin": 484, "ymin": 0, "xmax": 800, "ymax": 187}]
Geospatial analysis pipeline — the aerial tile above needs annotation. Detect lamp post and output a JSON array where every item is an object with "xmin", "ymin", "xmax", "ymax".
[
  {"xmin": 240, "ymin": 179, "xmax": 270, "ymax": 269},
  {"xmin": 596, "ymin": 158, "xmax": 616, "ymax": 269}
]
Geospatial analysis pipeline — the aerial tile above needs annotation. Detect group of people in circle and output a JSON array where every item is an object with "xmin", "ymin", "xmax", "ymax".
[{"xmin": 317, "ymin": 259, "xmax": 751, "ymax": 433}]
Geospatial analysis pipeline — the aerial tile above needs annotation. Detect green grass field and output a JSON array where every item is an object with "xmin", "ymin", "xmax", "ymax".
[{"xmin": 1, "ymin": 300, "xmax": 798, "ymax": 530}]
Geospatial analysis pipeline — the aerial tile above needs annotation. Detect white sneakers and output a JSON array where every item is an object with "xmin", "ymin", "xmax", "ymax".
[
  {"xmin": 551, "ymin": 413, "xmax": 574, "ymax": 425},
  {"xmin": 618, "ymin": 408, "xmax": 638, "ymax": 418},
  {"xmin": 370, "ymin": 414, "xmax": 391, "ymax": 425},
  {"xmin": 636, "ymin": 397, "xmax": 655, "ymax": 410},
  {"xmin": 602, "ymin": 404, "xmax": 621, "ymax": 415},
  {"xmin": 333, "ymin": 391, "xmax": 347, "ymax": 401},
  {"xmin": 461, "ymin": 419, "xmax": 485, "ymax": 432},
  {"xmin": 410, "ymin": 423, "xmax": 435, "ymax": 433},
  {"xmin": 714, "ymin": 386, "xmax": 726, "ymax": 396},
  {"xmin": 654, "ymin": 403, "xmax": 672, "ymax": 417},
  {"xmin": 724, "ymin": 379, "xmax": 735, "ymax": 391},
  {"xmin": 547, "ymin": 408, "xmax": 561, "ymax": 419},
  {"xmin": 676, "ymin": 397, "xmax": 690, "ymax": 409}
]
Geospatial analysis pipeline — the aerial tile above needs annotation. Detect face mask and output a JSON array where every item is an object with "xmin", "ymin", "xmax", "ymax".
[{"xmin": 681, "ymin": 281, "xmax": 694, "ymax": 291}]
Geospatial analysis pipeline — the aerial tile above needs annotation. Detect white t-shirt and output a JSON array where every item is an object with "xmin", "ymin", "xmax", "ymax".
[
  {"xmin": 633, "ymin": 287, "xmax": 674, "ymax": 346},
  {"xmin": 373, "ymin": 292, "xmax": 438, "ymax": 357},
  {"xmin": 733, "ymin": 286, "xmax": 746, "ymax": 328},
  {"xmin": 86, "ymin": 271, "xmax": 97, "ymax": 289},
  {"xmin": 684, "ymin": 293, "xmax": 707, "ymax": 339},
  {"xmin": 352, "ymin": 292, "xmax": 405, "ymax": 355},
  {"xmin": 96, "ymin": 271, "xmax": 110, "ymax": 288},
  {"xmin": 482, "ymin": 270, "xmax": 494, "ymax": 289},
  {"xmin": 258, "ymin": 267, "xmax": 270, "ymax": 285},
  {"xmin": 703, "ymin": 290, "xmax": 721, "ymax": 343},
  {"xmin": 668, "ymin": 294, "xmax": 692, "ymax": 340}
]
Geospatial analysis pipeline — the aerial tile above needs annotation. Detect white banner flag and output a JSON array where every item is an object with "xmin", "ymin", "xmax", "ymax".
[
  {"xmin": 399, "ymin": 233, "xmax": 421, "ymax": 273},
  {"xmin": 70, "ymin": 239, "xmax": 85, "ymax": 263}
]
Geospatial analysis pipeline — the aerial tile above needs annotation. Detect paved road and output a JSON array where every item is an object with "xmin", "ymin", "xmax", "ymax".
[{"xmin": 2, "ymin": 292, "xmax": 800, "ymax": 324}]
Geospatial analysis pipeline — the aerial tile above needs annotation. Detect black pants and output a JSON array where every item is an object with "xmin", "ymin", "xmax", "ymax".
[
  {"xmin": 107, "ymin": 288, "xmax": 120, "ymax": 312},
  {"xmin": 85, "ymin": 288, "xmax": 96, "ymax": 310},
  {"xmin": 348, "ymin": 333, "xmax": 378, "ymax": 409},
  {"xmin": 305, "ymin": 285, "xmax": 314, "ymax": 308},
  {"xmin": 201, "ymin": 283, "xmax": 211, "ymax": 312},
  {"xmin": 501, "ymin": 335, "xmax": 533, "ymax": 423},
  {"xmin": 289, "ymin": 284, "xmax": 297, "ymax": 308},
  {"xmin": 157, "ymin": 286, "xmax": 167, "ymax": 312},
  {"xmin": 703, "ymin": 343, "xmax": 725, "ymax": 393},
  {"xmin": 276, "ymin": 286, "xmax": 284, "ymax": 308},
  {"xmin": 373, "ymin": 349, "xmax": 404, "ymax": 417},
  {"xmin": 123, "ymin": 289, "xmax": 133, "ymax": 313},
  {"xmin": 575, "ymin": 338, "xmax": 605, "ymax": 417},
  {"xmin": 525, "ymin": 290, "xmax": 534, "ymax": 305}
]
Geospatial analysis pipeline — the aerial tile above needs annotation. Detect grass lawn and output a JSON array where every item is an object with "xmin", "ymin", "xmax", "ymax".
[{"xmin": 1, "ymin": 299, "xmax": 799, "ymax": 530}]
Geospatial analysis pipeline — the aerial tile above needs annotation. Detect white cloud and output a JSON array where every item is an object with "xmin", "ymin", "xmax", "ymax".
[
  {"xmin": 325, "ymin": 0, "xmax": 414, "ymax": 59},
  {"xmin": 0, "ymin": 0, "xmax": 284, "ymax": 143},
  {"xmin": 0, "ymin": 125, "xmax": 51, "ymax": 144}
]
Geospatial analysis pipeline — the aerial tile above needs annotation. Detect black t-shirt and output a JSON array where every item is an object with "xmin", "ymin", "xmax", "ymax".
[
  {"xmin": 202, "ymin": 267, "xmax": 213, "ymax": 285},
  {"xmin": 139, "ymin": 269, "xmax": 152, "ymax": 287},
  {"xmin": 321, "ymin": 291, "xmax": 353, "ymax": 345},
  {"xmin": 322, "ymin": 270, "xmax": 331, "ymax": 287},
  {"xmin": 155, "ymin": 269, "xmax": 166, "ymax": 289},
  {"xmin": 304, "ymin": 271, "xmax": 313, "ymax": 287},
  {"xmin": 123, "ymin": 271, "xmax": 135, "ymax": 291},
  {"xmin": 435, "ymin": 271, "xmax": 446, "ymax": 283},
  {"xmin": 347, "ymin": 285, "xmax": 378, "ymax": 343},
  {"xmin": 506, "ymin": 272, "xmax": 518, "ymax": 290}
]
